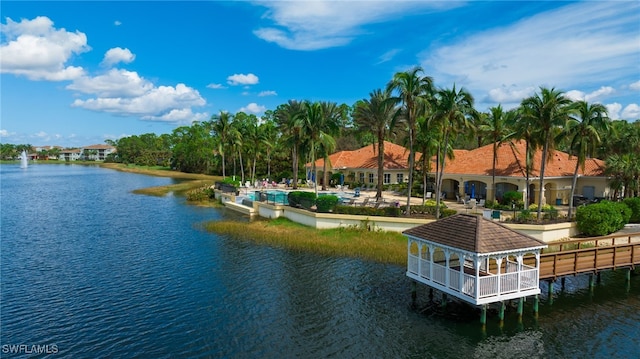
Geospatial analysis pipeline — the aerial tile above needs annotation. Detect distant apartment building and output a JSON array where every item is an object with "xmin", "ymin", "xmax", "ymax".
[
  {"xmin": 81, "ymin": 144, "xmax": 116, "ymax": 161},
  {"xmin": 59, "ymin": 148, "xmax": 83, "ymax": 161}
]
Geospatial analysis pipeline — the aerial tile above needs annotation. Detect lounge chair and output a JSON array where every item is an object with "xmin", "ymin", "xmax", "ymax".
[{"xmin": 359, "ymin": 197, "xmax": 370, "ymax": 207}]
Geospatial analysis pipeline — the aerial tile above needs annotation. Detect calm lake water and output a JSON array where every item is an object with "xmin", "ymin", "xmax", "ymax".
[{"xmin": 1, "ymin": 164, "xmax": 639, "ymax": 358}]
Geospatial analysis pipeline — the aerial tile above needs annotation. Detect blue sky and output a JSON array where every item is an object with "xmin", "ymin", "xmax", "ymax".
[{"xmin": 1, "ymin": 1, "xmax": 639, "ymax": 148}]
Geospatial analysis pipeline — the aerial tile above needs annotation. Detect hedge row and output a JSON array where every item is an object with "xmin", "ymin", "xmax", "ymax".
[
  {"xmin": 399, "ymin": 204, "xmax": 457, "ymax": 218},
  {"xmin": 333, "ymin": 205, "xmax": 401, "ymax": 217},
  {"xmin": 623, "ymin": 197, "xmax": 640, "ymax": 223},
  {"xmin": 576, "ymin": 200, "xmax": 632, "ymax": 236}
]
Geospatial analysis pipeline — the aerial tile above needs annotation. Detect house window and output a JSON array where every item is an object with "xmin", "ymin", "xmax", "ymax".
[
  {"xmin": 397, "ymin": 174, "xmax": 403, "ymax": 184},
  {"xmin": 383, "ymin": 173, "xmax": 391, "ymax": 184},
  {"xmin": 359, "ymin": 173, "xmax": 365, "ymax": 183},
  {"xmin": 368, "ymin": 173, "xmax": 374, "ymax": 183}
]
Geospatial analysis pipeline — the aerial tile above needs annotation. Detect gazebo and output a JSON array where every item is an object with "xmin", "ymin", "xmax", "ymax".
[{"xmin": 404, "ymin": 214, "xmax": 547, "ymax": 306}]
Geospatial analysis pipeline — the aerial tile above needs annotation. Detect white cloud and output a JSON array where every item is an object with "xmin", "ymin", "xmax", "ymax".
[
  {"xmin": 67, "ymin": 69, "xmax": 153, "ymax": 97},
  {"xmin": 101, "ymin": 47, "xmax": 135, "ymax": 66},
  {"xmin": 605, "ymin": 103, "xmax": 622, "ymax": 120},
  {"xmin": 0, "ymin": 129, "xmax": 11, "ymax": 137},
  {"xmin": 239, "ymin": 102, "xmax": 266, "ymax": 114},
  {"xmin": 621, "ymin": 104, "xmax": 640, "ymax": 120},
  {"xmin": 421, "ymin": 2, "xmax": 639, "ymax": 108},
  {"xmin": 376, "ymin": 49, "xmax": 400, "ymax": 64},
  {"xmin": 630, "ymin": 80, "xmax": 640, "ymax": 91},
  {"xmin": 253, "ymin": 1, "xmax": 453, "ymax": 50},
  {"xmin": 0, "ymin": 16, "xmax": 89, "ymax": 81},
  {"xmin": 114, "ymin": 20, "xmax": 122, "ymax": 26},
  {"xmin": 566, "ymin": 86, "xmax": 615, "ymax": 103},
  {"xmin": 227, "ymin": 73, "xmax": 259, "ymax": 86},
  {"xmin": 143, "ymin": 108, "xmax": 209, "ymax": 124},
  {"xmin": 207, "ymin": 83, "xmax": 226, "ymax": 89},
  {"xmin": 486, "ymin": 85, "xmax": 535, "ymax": 104},
  {"xmin": 258, "ymin": 90, "xmax": 277, "ymax": 97},
  {"xmin": 72, "ymin": 83, "xmax": 207, "ymax": 123}
]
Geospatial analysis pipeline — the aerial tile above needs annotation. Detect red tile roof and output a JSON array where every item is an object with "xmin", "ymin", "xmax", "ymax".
[
  {"xmin": 311, "ymin": 140, "xmax": 605, "ymax": 178},
  {"xmin": 443, "ymin": 141, "xmax": 605, "ymax": 177},
  {"xmin": 309, "ymin": 141, "xmax": 422, "ymax": 170}
]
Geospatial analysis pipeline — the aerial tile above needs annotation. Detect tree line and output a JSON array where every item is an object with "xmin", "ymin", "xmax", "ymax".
[{"xmin": 4, "ymin": 67, "xmax": 639, "ymax": 220}]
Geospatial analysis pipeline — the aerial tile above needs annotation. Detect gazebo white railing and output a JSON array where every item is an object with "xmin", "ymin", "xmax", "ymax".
[{"xmin": 407, "ymin": 238, "xmax": 543, "ymax": 305}]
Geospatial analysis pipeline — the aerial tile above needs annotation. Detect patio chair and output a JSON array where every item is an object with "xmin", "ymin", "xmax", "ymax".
[
  {"xmin": 359, "ymin": 197, "xmax": 370, "ymax": 207},
  {"xmin": 478, "ymin": 199, "xmax": 485, "ymax": 207},
  {"xmin": 354, "ymin": 188, "xmax": 361, "ymax": 198},
  {"xmin": 344, "ymin": 198, "xmax": 356, "ymax": 206}
]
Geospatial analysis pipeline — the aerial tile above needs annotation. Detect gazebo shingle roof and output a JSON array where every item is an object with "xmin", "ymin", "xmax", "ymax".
[{"xmin": 403, "ymin": 214, "xmax": 547, "ymax": 254}]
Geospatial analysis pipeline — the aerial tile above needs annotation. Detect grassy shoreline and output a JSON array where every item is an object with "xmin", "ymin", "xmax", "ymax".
[
  {"xmin": 96, "ymin": 163, "xmax": 406, "ymax": 265},
  {"xmin": 204, "ymin": 217, "xmax": 407, "ymax": 266},
  {"xmin": 99, "ymin": 163, "xmax": 221, "ymax": 196}
]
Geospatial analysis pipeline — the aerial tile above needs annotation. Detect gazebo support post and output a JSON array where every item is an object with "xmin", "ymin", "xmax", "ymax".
[
  {"xmin": 441, "ymin": 293, "xmax": 447, "ymax": 309},
  {"xmin": 480, "ymin": 305, "xmax": 487, "ymax": 325},
  {"xmin": 517, "ymin": 297, "xmax": 524, "ymax": 318},
  {"xmin": 498, "ymin": 301, "xmax": 505, "ymax": 322},
  {"xmin": 533, "ymin": 295, "xmax": 539, "ymax": 317},
  {"xmin": 411, "ymin": 281, "xmax": 417, "ymax": 305}
]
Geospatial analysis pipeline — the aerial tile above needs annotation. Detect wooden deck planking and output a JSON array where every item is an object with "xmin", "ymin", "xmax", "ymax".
[{"xmin": 538, "ymin": 234, "xmax": 640, "ymax": 279}]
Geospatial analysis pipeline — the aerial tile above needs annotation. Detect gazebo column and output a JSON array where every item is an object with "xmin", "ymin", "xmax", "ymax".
[
  {"xmin": 475, "ymin": 256, "xmax": 482, "ymax": 299},
  {"xmin": 444, "ymin": 249, "xmax": 450, "ymax": 289},
  {"xmin": 496, "ymin": 257, "xmax": 503, "ymax": 296},
  {"xmin": 517, "ymin": 254, "xmax": 523, "ymax": 292},
  {"xmin": 459, "ymin": 253, "xmax": 465, "ymax": 294},
  {"xmin": 534, "ymin": 252, "xmax": 541, "ymax": 284},
  {"xmin": 429, "ymin": 244, "xmax": 434, "ymax": 282},
  {"xmin": 417, "ymin": 242, "xmax": 422, "ymax": 279}
]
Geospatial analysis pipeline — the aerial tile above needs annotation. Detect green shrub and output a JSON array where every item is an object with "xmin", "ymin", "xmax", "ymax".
[
  {"xmin": 288, "ymin": 191, "xmax": 317, "ymax": 209},
  {"xmin": 501, "ymin": 191, "xmax": 522, "ymax": 206},
  {"xmin": 576, "ymin": 201, "xmax": 629, "ymax": 236},
  {"xmin": 186, "ymin": 186, "xmax": 215, "ymax": 201},
  {"xmin": 529, "ymin": 203, "xmax": 555, "ymax": 212},
  {"xmin": 220, "ymin": 177, "xmax": 241, "ymax": 187},
  {"xmin": 383, "ymin": 206, "xmax": 401, "ymax": 217},
  {"xmin": 398, "ymin": 204, "xmax": 456, "ymax": 218},
  {"xmin": 316, "ymin": 195, "xmax": 340, "ymax": 213},
  {"xmin": 623, "ymin": 197, "xmax": 640, "ymax": 223}
]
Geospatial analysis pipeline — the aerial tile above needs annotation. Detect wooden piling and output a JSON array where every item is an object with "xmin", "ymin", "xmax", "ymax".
[
  {"xmin": 498, "ymin": 301, "xmax": 505, "ymax": 322},
  {"xmin": 411, "ymin": 281, "xmax": 417, "ymax": 304},
  {"xmin": 480, "ymin": 305, "xmax": 487, "ymax": 325},
  {"xmin": 533, "ymin": 295, "xmax": 539, "ymax": 317},
  {"xmin": 517, "ymin": 297, "xmax": 524, "ymax": 318}
]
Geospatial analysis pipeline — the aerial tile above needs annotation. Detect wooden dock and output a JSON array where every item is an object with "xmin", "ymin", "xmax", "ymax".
[{"xmin": 532, "ymin": 233, "xmax": 640, "ymax": 280}]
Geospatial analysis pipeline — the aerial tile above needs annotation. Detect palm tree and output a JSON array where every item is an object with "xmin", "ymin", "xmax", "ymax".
[
  {"xmin": 275, "ymin": 100, "xmax": 305, "ymax": 189},
  {"xmin": 353, "ymin": 88, "xmax": 399, "ymax": 200},
  {"xmin": 509, "ymin": 107, "xmax": 537, "ymax": 206},
  {"xmin": 521, "ymin": 87, "xmax": 573, "ymax": 220},
  {"xmin": 301, "ymin": 101, "xmax": 339, "ymax": 194},
  {"xmin": 432, "ymin": 85, "xmax": 474, "ymax": 218},
  {"xmin": 565, "ymin": 101, "xmax": 610, "ymax": 219},
  {"xmin": 415, "ymin": 111, "xmax": 440, "ymax": 205},
  {"xmin": 387, "ymin": 67, "xmax": 434, "ymax": 216},
  {"xmin": 479, "ymin": 105, "xmax": 516, "ymax": 203},
  {"xmin": 210, "ymin": 111, "xmax": 233, "ymax": 178},
  {"xmin": 319, "ymin": 101, "xmax": 344, "ymax": 191}
]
